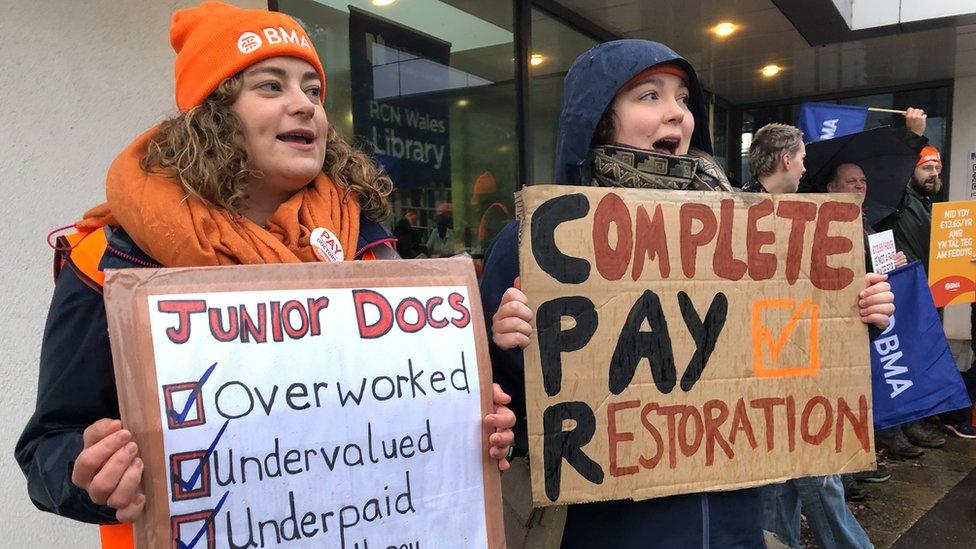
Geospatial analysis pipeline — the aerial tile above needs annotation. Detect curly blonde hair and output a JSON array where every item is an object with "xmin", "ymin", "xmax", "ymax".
[{"xmin": 142, "ymin": 74, "xmax": 393, "ymax": 221}]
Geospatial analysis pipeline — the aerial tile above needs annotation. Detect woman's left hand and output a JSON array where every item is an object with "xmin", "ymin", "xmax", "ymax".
[
  {"xmin": 860, "ymin": 273, "xmax": 895, "ymax": 330},
  {"xmin": 485, "ymin": 383, "xmax": 516, "ymax": 471}
]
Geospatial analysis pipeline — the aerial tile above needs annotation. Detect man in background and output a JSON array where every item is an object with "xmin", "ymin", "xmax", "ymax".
[
  {"xmin": 747, "ymin": 123, "xmax": 874, "ymax": 549},
  {"xmin": 876, "ymin": 145, "xmax": 943, "ymax": 267}
]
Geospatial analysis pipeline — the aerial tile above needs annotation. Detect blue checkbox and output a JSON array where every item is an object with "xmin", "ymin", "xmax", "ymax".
[
  {"xmin": 172, "ymin": 491, "xmax": 230, "ymax": 549},
  {"xmin": 163, "ymin": 362, "xmax": 218, "ymax": 429},
  {"xmin": 174, "ymin": 420, "xmax": 229, "ymax": 497}
]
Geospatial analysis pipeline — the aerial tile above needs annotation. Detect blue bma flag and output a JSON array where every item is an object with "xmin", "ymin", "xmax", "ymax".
[
  {"xmin": 798, "ymin": 102, "xmax": 868, "ymax": 143},
  {"xmin": 870, "ymin": 261, "xmax": 971, "ymax": 430}
]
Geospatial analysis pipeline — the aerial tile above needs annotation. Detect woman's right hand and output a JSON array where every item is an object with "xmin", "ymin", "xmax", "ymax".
[
  {"xmin": 491, "ymin": 276, "xmax": 534, "ymax": 350},
  {"xmin": 71, "ymin": 418, "xmax": 146, "ymax": 522}
]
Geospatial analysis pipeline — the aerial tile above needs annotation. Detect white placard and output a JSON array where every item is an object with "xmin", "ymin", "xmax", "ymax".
[
  {"xmin": 868, "ymin": 230, "xmax": 898, "ymax": 274},
  {"xmin": 147, "ymin": 286, "xmax": 486, "ymax": 549}
]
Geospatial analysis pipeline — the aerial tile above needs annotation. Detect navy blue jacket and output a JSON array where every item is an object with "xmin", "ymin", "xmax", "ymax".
[
  {"xmin": 480, "ymin": 40, "xmax": 763, "ymax": 548},
  {"xmin": 16, "ymin": 218, "xmax": 394, "ymax": 524}
]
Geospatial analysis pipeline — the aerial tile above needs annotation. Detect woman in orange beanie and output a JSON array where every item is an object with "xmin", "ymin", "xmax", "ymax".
[{"xmin": 15, "ymin": 1, "xmax": 515, "ymax": 543}]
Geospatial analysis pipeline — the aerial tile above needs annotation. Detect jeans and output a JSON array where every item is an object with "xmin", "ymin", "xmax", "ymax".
[{"xmin": 761, "ymin": 475, "xmax": 872, "ymax": 548}]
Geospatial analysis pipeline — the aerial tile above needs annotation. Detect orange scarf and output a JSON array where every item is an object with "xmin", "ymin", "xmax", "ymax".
[{"xmin": 86, "ymin": 127, "xmax": 360, "ymax": 267}]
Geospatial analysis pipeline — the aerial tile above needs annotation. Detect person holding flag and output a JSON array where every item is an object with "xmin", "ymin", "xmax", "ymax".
[{"xmin": 799, "ymin": 102, "xmax": 927, "ymax": 145}]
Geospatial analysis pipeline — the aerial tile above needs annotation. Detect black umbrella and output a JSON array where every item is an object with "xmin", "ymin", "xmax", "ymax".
[{"xmin": 798, "ymin": 126, "xmax": 918, "ymax": 224}]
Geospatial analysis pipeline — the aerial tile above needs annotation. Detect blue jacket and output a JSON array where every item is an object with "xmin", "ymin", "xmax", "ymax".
[{"xmin": 480, "ymin": 40, "xmax": 763, "ymax": 548}]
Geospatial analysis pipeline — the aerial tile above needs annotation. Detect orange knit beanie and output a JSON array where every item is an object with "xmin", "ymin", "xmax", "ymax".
[
  {"xmin": 170, "ymin": 1, "xmax": 326, "ymax": 112},
  {"xmin": 917, "ymin": 145, "xmax": 941, "ymax": 167}
]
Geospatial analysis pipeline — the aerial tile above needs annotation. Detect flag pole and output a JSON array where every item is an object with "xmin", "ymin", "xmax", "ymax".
[{"xmin": 868, "ymin": 107, "xmax": 908, "ymax": 114}]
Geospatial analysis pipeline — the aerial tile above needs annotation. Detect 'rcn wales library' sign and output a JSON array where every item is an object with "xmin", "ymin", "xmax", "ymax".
[
  {"xmin": 517, "ymin": 186, "xmax": 875, "ymax": 505},
  {"xmin": 349, "ymin": 9, "xmax": 451, "ymax": 189},
  {"xmin": 104, "ymin": 259, "xmax": 503, "ymax": 548}
]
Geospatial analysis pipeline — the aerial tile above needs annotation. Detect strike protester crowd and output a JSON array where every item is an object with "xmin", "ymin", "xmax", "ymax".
[{"xmin": 13, "ymin": 2, "xmax": 975, "ymax": 549}]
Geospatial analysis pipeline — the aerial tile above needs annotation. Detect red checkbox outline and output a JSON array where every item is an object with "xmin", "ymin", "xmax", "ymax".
[
  {"xmin": 171, "ymin": 509, "xmax": 216, "ymax": 549},
  {"xmin": 170, "ymin": 450, "xmax": 211, "ymax": 502},
  {"xmin": 163, "ymin": 382, "xmax": 206, "ymax": 429}
]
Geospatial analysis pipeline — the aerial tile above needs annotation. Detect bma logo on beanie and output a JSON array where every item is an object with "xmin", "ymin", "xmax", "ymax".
[
  {"xmin": 236, "ymin": 27, "xmax": 311, "ymax": 55},
  {"xmin": 237, "ymin": 32, "xmax": 262, "ymax": 54},
  {"xmin": 263, "ymin": 27, "xmax": 312, "ymax": 49}
]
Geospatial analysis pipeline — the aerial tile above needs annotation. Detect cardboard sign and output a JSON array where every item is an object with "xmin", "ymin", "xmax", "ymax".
[
  {"xmin": 868, "ymin": 230, "xmax": 897, "ymax": 274},
  {"xmin": 103, "ymin": 258, "xmax": 503, "ymax": 549},
  {"xmin": 516, "ymin": 186, "xmax": 874, "ymax": 506},
  {"xmin": 929, "ymin": 200, "xmax": 976, "ymax": 307}
]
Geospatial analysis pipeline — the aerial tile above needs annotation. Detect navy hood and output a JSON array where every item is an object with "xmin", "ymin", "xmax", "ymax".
[{"xmin": 554, "ymin": 39, "xmax": 712, "ymax": 185}]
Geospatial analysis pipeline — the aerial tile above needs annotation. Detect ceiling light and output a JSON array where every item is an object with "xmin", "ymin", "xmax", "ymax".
[
  {"xmin": 371, "ymin": 0, "xmax": 397, "ymax": 6},
  {"xmin": 530, "ymin": 54, "xmax": 545, "ymax": 66},
  {"xmin": 760, "ymin": 64, "xmax": 782, "ymax": 77},
  {"xmin": 712, "ymin": 22, "xmax": 736, "ymax": 37},
  {"xmin": 456, "ymin": 98, "xmax": 469, "ymax": 107}
]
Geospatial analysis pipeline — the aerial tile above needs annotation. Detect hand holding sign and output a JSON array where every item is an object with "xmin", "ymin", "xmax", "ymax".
[
  {"xmin": 71, "ymin": 418, "xmax": 146, "ymax": 522},
  {"xmin": 491, "ymin": 277, "xmax": 533, "ymax": 350},
  {"xmin": 486, "ymin": 384, "xmax": 516, "ymax": 471}
]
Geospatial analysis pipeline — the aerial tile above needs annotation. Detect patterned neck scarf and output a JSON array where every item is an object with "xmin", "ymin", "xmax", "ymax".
[{"xmin": 589, "ymin": 144, "xmax": 733, "ymax": 192}]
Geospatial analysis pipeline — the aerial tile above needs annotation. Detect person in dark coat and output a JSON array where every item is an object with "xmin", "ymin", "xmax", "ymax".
[
  {"xmin": 481, "ymin": 40, "xmax": 895, "ymax": 549},
  {"xmin": 875, "ymin": 145, "xmax": 942, "ymax": 269}
]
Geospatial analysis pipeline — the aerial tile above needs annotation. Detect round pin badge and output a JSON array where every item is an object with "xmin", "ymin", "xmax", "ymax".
[{"xmin": 310, "ymin": 227, "xmax": 344, "ymax": 262}]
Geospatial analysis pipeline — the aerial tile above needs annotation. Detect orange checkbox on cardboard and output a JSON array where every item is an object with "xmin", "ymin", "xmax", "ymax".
[{"xmin": 751, "ymin": 298, "xmax": 820, "ymax": 378}]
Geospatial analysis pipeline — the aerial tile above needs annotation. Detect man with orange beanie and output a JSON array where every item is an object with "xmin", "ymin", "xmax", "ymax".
[{"xmin": 876, "ymin": 145, "xmax": 943, "ymax": 271}]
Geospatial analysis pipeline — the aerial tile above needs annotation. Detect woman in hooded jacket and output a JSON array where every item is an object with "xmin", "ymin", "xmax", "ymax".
[
  {"xmin": 16, "ymin": 3, "xmax": 515, "ymax": 546},
  {"xmin": 481, "ymin": 40, "xmax": 894, "ymax": 548}
]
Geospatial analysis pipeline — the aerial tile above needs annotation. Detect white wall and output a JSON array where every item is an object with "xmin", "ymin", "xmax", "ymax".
[
  {"xmin": 943, "ymin": 74, "xmax": 976, "ymax": 340},
  {"xmin": 900, "ymin": 0, "xmax": 976, "ymax": 23},
  {"xmin": 849, "ymin": 0, "xmax": 899, "ymax": 30},
  {"xmin": 0, "ymin": 1, "xmax": 262, "ymax": 546},
  {"xmin": 844, "ymin": 0, "xmax": 976, "ymax": 30}
]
